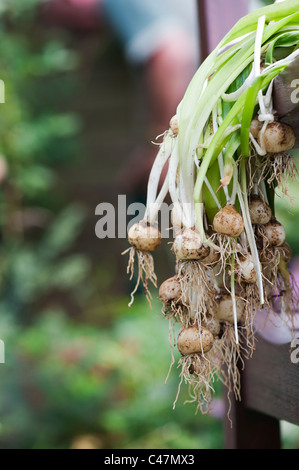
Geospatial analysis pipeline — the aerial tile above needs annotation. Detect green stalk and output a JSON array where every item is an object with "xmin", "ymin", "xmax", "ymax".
[
  {"xmin": 265, "ymin": 31, "xmax": 299, "ymax": 64},
  {"xmin": 180, "ymin": 12, "xmax": 299, "ymax": 218},
  {"xmin": 241, "ymin": 75, "xmax": 263, "ymax": 157},
  {"xmin": 241, "ymin": 63, "xmax": 290, "ymax": 157},
  {"xmin": 230, "ymin": 254, "xmax": 239, "ymax": 345},
  {"xmin": 204, "ymin": 161, "xmax": 226, "ymax": 224},
  {"xmin": 194, "ymin": 64, "xmax": 287, "ymax": 207},
  {"xmin": 218, "ymin": 1, "xmax": 299, "ymax": 48},
  {"xmin": 180, "ymin": 11, "xmax": 299, "ymax": 160},
  {"xmin": 222, "ymin": 132, "xmax": 241, "ymax": 189},
  {"xmin": 239, "ymin": 160, "xmax": 264, "ymax": 306},
  {"xmin": 194, "ymin": 92, "xmax": 248, "ymax": 205}
]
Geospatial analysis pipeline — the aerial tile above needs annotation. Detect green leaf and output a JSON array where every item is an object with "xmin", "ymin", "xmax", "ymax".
[
  {"xmin": 219, "ymin": 1, "xmax": 299, "ymax": 47},
  {"xmin": 41, "ymin": 204, "xmax": 86, "ymax": 258},
  {"xmin": 265, "ymin": 31, "xmax": 299, "ymax": 64},
  {"xmin": 49, "ymin": 255, "xmax": 90, "ymax": 289},
  {"xmin": 241, "ymin": 75, "xmax": 263, "ymax": 157},
  {"xmin": 16, "ymin": 165, "xmax": 55, "ymax": 196}
]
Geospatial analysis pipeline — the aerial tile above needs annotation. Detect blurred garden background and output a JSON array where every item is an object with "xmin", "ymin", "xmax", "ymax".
[{"xmin": 0, "ymin": 0, "xmax": 298, "ymax": 449}]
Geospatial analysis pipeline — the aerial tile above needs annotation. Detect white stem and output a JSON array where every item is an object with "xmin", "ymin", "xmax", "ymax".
[
  {"xmin": 264, "ymin": 79, "xmax": 274, "ymax": 110},
  {"xmin": 231, "ymin": 273, "xmax": 239, "ymax": 345},
  {"xmin": 257, "ymin": 120, "xmax": 270, "ymax": 154},
  {"xmin": 263, "ymin": 48, "xmax": 299, "ymax": 74},
  {"xmin": 249, "ymin": 132, "xmax": 267, "ymax": 156},
  {"xmin": 218, "ymin": 115, "xmax": 223, "ymax": 126},
  {"xmin": 146, "ymin": 136, "xmax": 172, "ymax": 208},
  {"xmin": 218, "ymin": 153, "xmax": 230, "ymax": 202},
  {"xmin": 204, "ymin": 177, "xmax": 222, "ymax": 210},
  {"xmin": 259, "ymin": 113, "xmax": 274, "ymax": 122},
  {"xmin": 259, "ymin": 179, "xmax": 269, "ymax": 205},
  {"xmin": 212, "ymin": 105, "xmax": 218, "ymax": 133},
  {"xmin": 213, "ymin": 105, "xmax": 230, "ymax": 203},
  {"xmin": 237, "ymin": 184, "xmax": 264, "ymax": 305},
  {"xmin": 168, "ymin": 141, "xmax": 193, "ymax": 228},
  {"xmin": 221, "ymin": 14, "xmax": 270, "ymax": 105},
  {"xmin": 223, "ymin": 125, "xmax": 242, "ymax": 138},
  {"xmin": 229, "ymin": 163, "xmax": 238, "ymax": 206},
  {"xmin": 222, "ymin": 66, "xmax": 255, "ymax": 102},
  {"xmin": 203, "ymin": 210, "xmax": 209, "ymax": 232},
  {"xmin": 252, "ymin": 183, "xmax": 259, "ymax": 196},
  {"xmin": 258, "ymin": 90, "xmax": 267, "ymax": 116},
  {"xmin": 180, "ymin": 173, "xmax": 194, "ymax": 228},
  {"xmin": 146, "ymin": 173, "xmax": 169, "ymax": 224},
  {"xmin": 179, "ymin": 166, "xmax": 193, "ymax": 229},
  {"xmin": 200, "ymin": 78, "xmax": 209, "ymax": 100},
  {"xmin": 194, "ymin": 151, "xmax": 222, "ymax": 211},
  {"xmin": 240, "ymin": 232, "xmax": 247, "ymax": 250},
  {"xmin": 217, "ymin": 32, "xmax": 253, "ymax": 56},
  {"xmin": 254, "ymin": 15, "xmax": 266, "ymax": 79},
  {"xmin": 168, "ymin": 140, "xmax": 180, "ymax": 205}
]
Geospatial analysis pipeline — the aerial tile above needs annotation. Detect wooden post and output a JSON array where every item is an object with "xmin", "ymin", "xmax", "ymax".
[
  {"xmin": 197, "ymin": 0, "xmax": 249, "ymax": 59},
  {"xmin": 224, "ymin": 399, "xmax": 281, "ymax": 450},
  {"xmin": 223, "ymin": 346, "xmax": 282, "ymax": 450},
  {"xmin": 224, "ymin": 333, "xmax": 299, "ymax": 448}
]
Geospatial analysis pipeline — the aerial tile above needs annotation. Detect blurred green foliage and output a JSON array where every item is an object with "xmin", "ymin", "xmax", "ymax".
[
  {"xmin": 0, "ymin": 0, "xmax": 298, "ymax": 451},
  {"xmin": 0, "ymin": 298, "xmax": 224, "ymax": 449},
  {"xmin": 0, "ymin": 0, "xmax": 225, "ymax": 450},
  {"xmin": 0, "ymin": 0, "xmax": 89, "ymax": 324}
]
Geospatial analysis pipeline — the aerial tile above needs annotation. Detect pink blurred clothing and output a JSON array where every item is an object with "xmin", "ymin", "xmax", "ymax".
[
  {"xmin": 41, "ymin": 0, "xmax": 102, "ymax": 30},
  {"xmin": 254, "ymin": 260, "xmax": 299, "ymax": 345}
]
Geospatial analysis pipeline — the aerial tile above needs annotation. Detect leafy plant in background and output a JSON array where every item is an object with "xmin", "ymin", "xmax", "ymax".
[
  {"xmin": 0, "ymin": 0, "xmax": 94, "ymax": 446},
  {"xmin": 0, "ymin": 0, "xmax": 297, "ymax": 450},
  {"xmin": 0, "ymin": 0, "xmax": 221, "ymax": 450},
  {"xmin": 0, "ymin": 298, "xmax": 224, "ymax": 449},
  {"xmin": 0, "ymin": 0, "xmax": 89, "ymax": 319}
]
